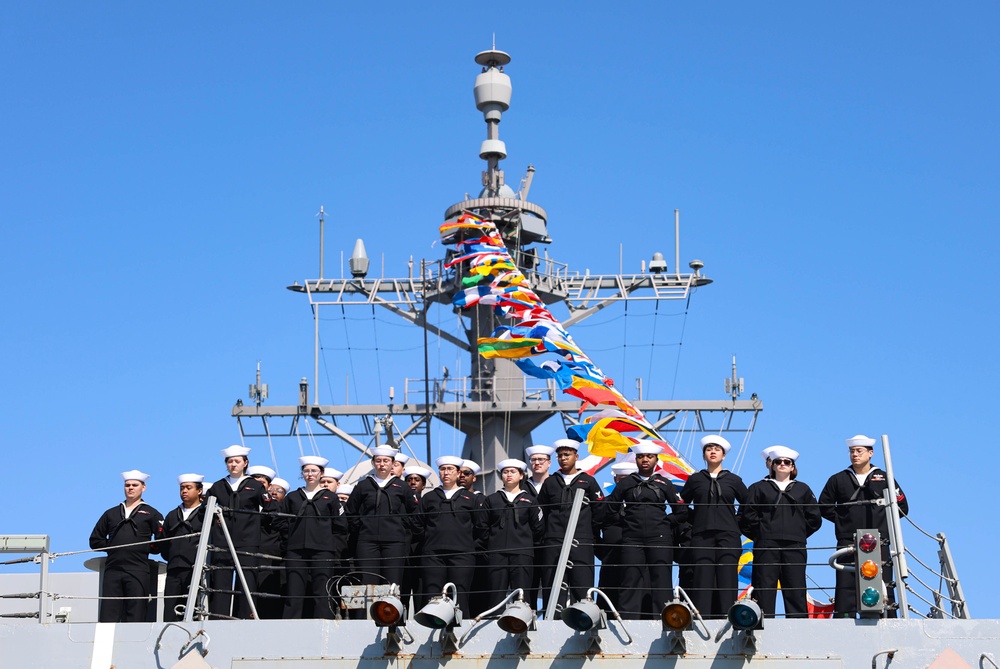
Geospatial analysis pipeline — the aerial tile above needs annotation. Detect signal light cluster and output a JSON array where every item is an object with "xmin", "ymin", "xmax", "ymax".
[{"xmin": 856, "ymin": 529, "xmax": 886, "ymax": 617}]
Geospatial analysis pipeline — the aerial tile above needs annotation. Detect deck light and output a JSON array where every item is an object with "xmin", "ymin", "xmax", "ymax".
[
  {"xmin": 562, "ymin": 597, "xmax": 603, "ymax": 632},
  {"xmin": 498, "ymin": 599, "xmax": 535, "ymax": 635},
  {"xmin": 414, "ymin": 583, "xmax": 462, "ymax": 654},
  {"xmin": 370, "ymin": 594, "xmax": 405, "ymax": 627},
  {"xmin": 661, "ymin": 601, "xmax": 693, "ymax": 631},
  {"xmin": 728, "ymin": 598, "xmax": 762, "ymax": 631},
  {"xmin": 661, "ymin": 587, "xmax": 699, "ymax": 654}
]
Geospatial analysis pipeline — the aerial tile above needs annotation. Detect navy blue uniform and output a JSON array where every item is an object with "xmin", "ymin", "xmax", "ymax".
[
  {"xmin": 607, "ymin": 473, "xmax": 688, "ymax": 619},
  {"xmin": 159, "ymin": 503, "xmax": 204, "ymax": 621},
  {"xmin": 739, "ymin": 479, "xmax": 822, "ymax": 618},
  {"xmin": 206, "ymin": 476, "xmax": 274, "ymax": 618},
  {"xmin": 344, "ymin": 476, "xmax": 418, "ymax": 588},
  {"xmin": 256, "ymin": 501, "xmax": 285, "ymax": 619},
  {"xmin": 537, "ymin": 471, "xmax": 606, "ymax": 613},
  {"xmin": 679, "ymin": 470, "xmax": 748, "ymax": 618},
  {"xmin": 280, "ymin": 487, "xmax": 348, "ymax": 619},
  {"xmin": 412, "ymin": 487, "xmax": 488, "ymax": 616},
  {"xmin": 819, "ymin": 467, "xmax": 908, "ymax": 617},
  {"xmin": 89, "ymin": 502, "xmax": 163, "ymax": 623},
  {"xmin": 483, "ymin": 490, "xmax": 543, "ymax": 608}
]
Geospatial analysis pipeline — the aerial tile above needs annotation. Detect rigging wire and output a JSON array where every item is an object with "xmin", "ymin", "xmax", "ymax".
[
  {"xmin": 265, "ymin": 419, "xmax": 279, "ymax": 473},
  {"xmin": 368, "ymin": 305, "xmax": 385, "ymax": 402},
  {"xmin": 619, "ymin": 300, "xmax": 630, "ymax": 390},
  {"xmin": 644, "ymin": 300, "xmax": 660, "ymax": 401},
  {"xmin": 669, "ymin": 293, "xmax": 693, "ymax": 401}
]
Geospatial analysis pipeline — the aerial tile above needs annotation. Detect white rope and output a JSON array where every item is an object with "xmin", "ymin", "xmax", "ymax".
[{"xmin": 265, "ymin": 418, "xmax": 279, "ymax": 473}]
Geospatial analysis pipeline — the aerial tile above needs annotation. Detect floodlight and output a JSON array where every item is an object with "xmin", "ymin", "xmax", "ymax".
[
  {"xmin": 728, "ymin": 599, "xmax": 762, "ymax": 631},
  {"xmin": 498, "ymin": 599, "xmax": 535, "ymax": 634},
  {"xmin": 370, "ymin": 595, "xmax": 405, "ymax": 627}
]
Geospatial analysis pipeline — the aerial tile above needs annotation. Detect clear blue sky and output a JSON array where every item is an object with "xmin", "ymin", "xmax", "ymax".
[{"xmin": 2, "ymin": 3, "xmax": 998, "ymax": 618}]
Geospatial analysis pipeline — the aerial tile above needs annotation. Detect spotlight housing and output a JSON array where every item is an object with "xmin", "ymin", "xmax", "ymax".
[
  {"xmin": 562, "ymin": 598, "xmax": 603, "ymax": 632},
  {"xmin": 415, "ymin": 597, "xmax": 458, "ymax": 629},
  {"xmin": 728, "ymin": 599, "xmax": 762, "ymax": 631},
  {"xmin": 370, "ymin": 594, "xmax": 405, "ymax": 627},
  {"xmin": 661, "ymin": 601, "xmax": 693, "ymax": 631},
  {"xmin": 498, "ymin": 599, "xmax": 535, "ymax": 634}
]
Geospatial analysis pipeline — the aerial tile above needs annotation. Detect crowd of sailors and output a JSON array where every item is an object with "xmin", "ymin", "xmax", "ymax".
[{"xmin": 89, "ymin": 434, "xmax": 906, "ymax": 623}]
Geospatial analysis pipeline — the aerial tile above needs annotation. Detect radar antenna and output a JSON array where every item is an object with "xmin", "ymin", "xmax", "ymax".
[
  {"xmin": 249, "ymin": 362, "xmax": 269, "ymax": 408},
  {"xmin": 724, "ymin": 355, "xmax": 745, "ymax": 402}
]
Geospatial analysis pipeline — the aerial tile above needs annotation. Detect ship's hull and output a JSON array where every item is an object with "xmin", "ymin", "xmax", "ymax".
[{"xmin": 4, "ymin": 617, "xmax": 998, "ymax": 668}]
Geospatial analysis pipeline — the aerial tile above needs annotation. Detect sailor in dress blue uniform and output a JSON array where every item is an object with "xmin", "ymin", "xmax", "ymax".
[
  {"xmin": 819, "ymin": 434, "xmax": 908, "ymax": 618},
  {"xmin": 482, "ymin": 459, "xmax": 543, "ymax": 608},
  {"xmin": 536, "ymin": 438, "xmax": 607, "ymax": 615},
  {"xmin": 679, "ymin": 435, "xmax": 748, "ymax": 618},
  {"xmin": 89, "ymin": 469, "xmax": 163, "ymax": 623},
  {"xmin": 159, "ymin": 473, "xmax": 205, "ymax": 621},
  {"xmin": 206, "ymin": 445, "xmax": 275, "ymax": 619}
]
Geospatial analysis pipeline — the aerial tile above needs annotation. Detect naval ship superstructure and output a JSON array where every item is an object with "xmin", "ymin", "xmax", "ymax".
[
  {"xmin": 231, "ymin": 47, "xmax": 760, "ymax": 478},
  {"xmin": 0, "ymin": 49, "xmax": 996, "ymax": 669}
]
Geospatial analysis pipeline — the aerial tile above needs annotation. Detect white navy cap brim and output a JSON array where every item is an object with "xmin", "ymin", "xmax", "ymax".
[
  {"xmin": 370, "ymin": 445, "xmax": 397, "ymax": 458},
  {"xmin": 497, "ymin": 458, "xmax": 528, "ymax": 472},
  {"xmin": 298, "ymin": 455, "xmax": 329, "ymax": 468},
  {"xmin": 700, "ymin": 435, "xmax": 731, "ymax": 454},
  {"xmin": 337, "ymin": 483, "xmax": 355, "ymax": 495},
  {"xmin": 436, "ymin": 455, "xmax": 464, "ymax": 468},
  {"xmin": 270, "ymin": 477, "xmax": 290, "ymax": 492},
  {"xmin": 525, "ymin": 444, "xmax": 555, "ymax": 457},
  {"xmin": 322, "ymin": 468, "xmax": 344, "ymax": 481},
  {"xmin": 552, "ymin": 438, "xmax": 581, "ymax": 451},
  {"xmin": 760, "ymin": 446, "xmax": 781, "ymax": 461},
  {"xmin": 404, "ymin": 466, "xmax": 432, "ymax": 480},
  {"xmin": 461, "ymin": 460, "xmax": 481, "ymax": 475},
  {"xmin": 611, "ymin": 462, "xmax": 639, "ymax": 475},
  {"xmin": 769, "ymin": 445, "xmax": 799, "ymax": 461},
  {"xmin": 394, "ymin": 452, "xmax": 410, "ymax": 464},
  {"xmin": 247, "ymin": 465, "xmax": 276, "ymax": 480},
  {"xmin": 221, "ymin": 445, "xmax": 251, "ymax": 458},
  {"xmin": 121, "ymin": 470, "xmax": 150, "ymax": 483},
  {"xmin": 177, "ymin": 473, "xmax": 204, "ymax": 485},
  {"xmin": 630, "ymin": 440, "xmax": 663, "ymax": 455},
  {"xmin": 846, "ymin": 434, "xmax": 877, "ymax": 448}
]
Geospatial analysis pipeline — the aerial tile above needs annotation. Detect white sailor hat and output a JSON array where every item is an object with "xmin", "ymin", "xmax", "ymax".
[
  {"xmin": 121, "ymin": 470, "xmax": 150, "ymax": 483},
  {"xmin": 322, "ymin": 467, "xmax": 344, "ymax": 481},
  {"xmin": 298, "ymin": 455, "xmax": 329, "ymax": 469},
  {"xmin": 435, "ymin": 455, "xmax": 464, "ymax": 469},
  {"xmin": 370, "ymin": 445, "xmax": 397, "ymax": 458},
  {"xmin": 337, "ymin": 483, "xmax": 355, "ymax": 496},
  {"xmin": 221, "ymin": 445, "xmax": 251, "ymax": 458},
  {"xmin": 630, "ymin": 440, "xmax": 663, "ymax": 455},
  {"xmin": 611, "ymin": 462, "xmax": 639, "ymax": 475},
  {"xmin": 270, "ymin": 477, "xmax": 290, "ymax": 492},
  {"xmin": 700, "ymin": 434, "xmax": 731, "ymax": 454},
  {"xmin": 497, "ymin": 458, "xmax": 528, "ymax": 473},
  {"xmin": 769, "ymin": 445, "xmax": 799, "ymax": 462},
  {"xmin": 525, "ymin": 444, "xmax": 555, "ymax": 458},
  {"xmin": 177, "ymin": 473, "xmax": 204, "ymax": 485},
  {"xmin": 760, "ymin": 446, "xmax": 781, "ymax": 461},
  {"xmin": 846, "ymin": 434, "xmax": 876, "ymax": 448},
  {"xmin": 395, "ymin": 452, "xmax": 411, "ymax": 464},
  {"xmin": 461, "ymin": 460, "xmax": 481, "ymax": 475},
  {"xmin": 404, "ymin": 466, "xmax": 432, "ymax": 480},
  {"xmin": 247, "ymin": 465, "xmax": 276, "ymax": 481},
  {"xmin": 552, "ymin": 438, "xmax": 581, "ymax": 451}
]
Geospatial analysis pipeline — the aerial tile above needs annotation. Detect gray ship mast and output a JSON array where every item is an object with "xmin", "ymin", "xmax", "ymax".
[{"xmin": 232, "ymin": 48, "xmax": 763, "ymax": 476}]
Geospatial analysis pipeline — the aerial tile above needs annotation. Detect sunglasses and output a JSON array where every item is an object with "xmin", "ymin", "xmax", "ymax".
[{"xmin": 773, "ymin": 458, "xmax": 794, "ymax": 466}]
